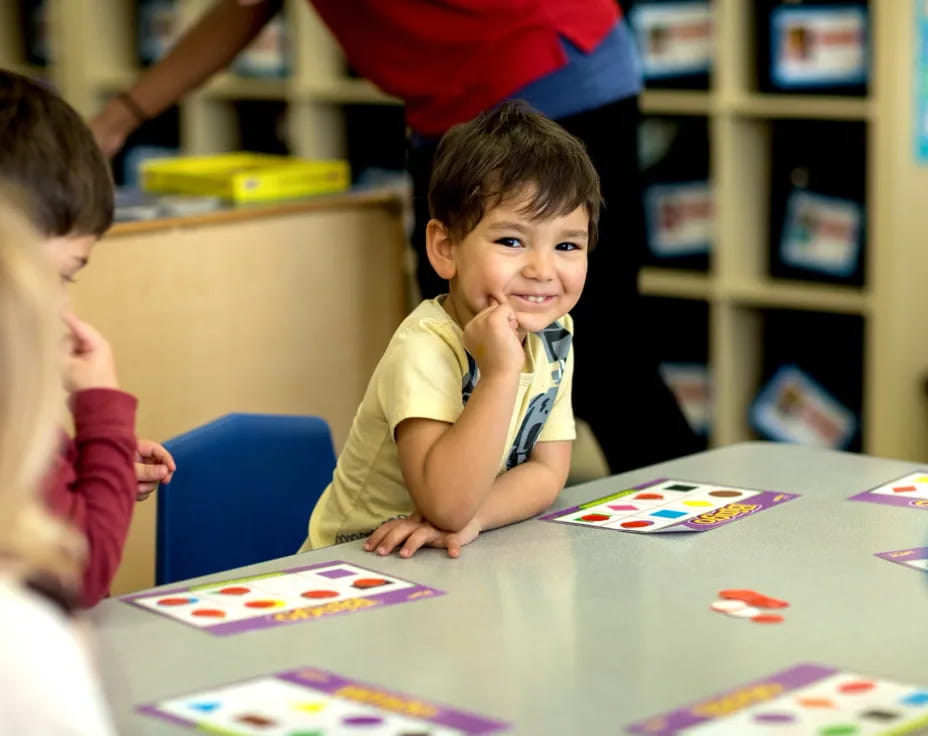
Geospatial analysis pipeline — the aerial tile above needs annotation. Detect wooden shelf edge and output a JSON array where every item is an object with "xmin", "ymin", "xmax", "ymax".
[
  {"xmin": 640, "ymin": 90, "xmax": 714, "ymax": 116},
  {"xmin": 722, "ymin": 280, "xmax": 871, "ymax": 314},
  {"xmin": 729, "ymin": 93, "xmax": 873, "ymax": 121},
  {"xmin": 639, "ymin": 268, "xmax": 712, "ymax": 300},
  {"xmin": 295, "ymin": 79, "xmax": 401, "ymax": 106}
]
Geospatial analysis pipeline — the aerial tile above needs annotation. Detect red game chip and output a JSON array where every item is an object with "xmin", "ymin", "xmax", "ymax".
[
  {"xmin": 719, "ymin": 589, "xmax": 789, "ymax": 609},
  {"xmin": 752, "ymin": 614, "xmax": 784, "ymax": 624},
  {"xmin": 719, "ymin": 589, "xmax": 759, "ymax": 601},
  {"xmin": 580, "ymin": 513, "xmax": 610, "ymax": 522},
  {"xmin": 634, "ymin": 493, "xmax": 664, "ymax": 500}
]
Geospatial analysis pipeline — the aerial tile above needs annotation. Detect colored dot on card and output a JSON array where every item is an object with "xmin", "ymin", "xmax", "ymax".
[
  {"xmin": 818, "ymin": 726, "xmax": 858, "ymax": 735},
  {"xmin": 244, "ymin": 599, "xmax": 284, "ymax": 609},
  {"xmin": 634, "ymin": 493, "xmax": 663, "ymax": 500},
  {"xmin": 218, "ymin": 586, "xmax": 250, "ymax": 595},
  {"xmin": 798, "ymin": 697, "xmax": 835, "ymax": 708},
  {"xmin": 709, "ymin": 490, "xmax": 743, "ymax": 497},
  {"xmin": 683, "ymin": 500, "xmax": 713, "ymax": 507},
  {"xmin": 915, "ymin": 475, "xmax": 928, "ymax": 483},
  {"xmin": 293, "ymin": 702, "xmax": 326, "ymax": 713},
  {"xmin": 608, "ymin": 504, "xmax": 638, "ymax": 511},
  {"xmin": 352, "ymin": 578, "xmax": 390, "ymax": 589},
  {"xmin": 753, "ymin": 712, "xmax": 796, "ymax": 724},
  {"xmin": 190, "ymin": 702, "xmax": 221, "ymax": 712},
  {"xmin": 318, "ymin": 568, "xmax": 355, "ymax": 579},
  {"xmin": 860, "ymin": 710, "xmax": 900, "ymax": 722},
  {"xmin": 838, "ymin": 680, "xmax": 875, "ymax": 694},
  {"xmin": 664, "ymin": 484, "xmax": 697, "ymax": 491},
  {"xmin": 579, "ymin": 513, "xmax": 610, "ymax": 522},
  {"xmin": 343, "ymin": 715, "xmax": 385, "ymax": 726},
  {"xmin": 621, "ymin": 520, "xmax": 653, "ymax": 528},
  {"xmin": 650, "ymin": 509, "xmax": 688, "ymax": 519},
  {"xmin": 237, "ymin": 714, "xmax": 276, "ymax": 726},
  {"xmin": 901, "ymin": 691, "xmax": 928, "ymax": 706},
  {"xmin": 191, "ymin": 609, "xmax": 226, "ymax": 618},
  {"xmin": 301, "ymin": 590, "xmax": 339, "ymax": 599},
  {"xmin": 893, "ymin": 485, "xmax": 917, "ymax": 493},
  {"xmin": 157, "ymin": 597, "xmax": 196, "ymax": 606}
]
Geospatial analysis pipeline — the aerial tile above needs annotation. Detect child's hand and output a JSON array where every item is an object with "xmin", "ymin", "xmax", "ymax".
[
  {"xmin": 364, "ymin": 513, "xmax": 481, "ymax": 558},
  {"xmin": 135, "ymin": 440, "xmax": 177, "ymax": 501},
  {"xmin": 62, "ymin": 312, "xmax": 119, "ymax": 393},
  {"xmin": 463, "ymin": 296, "xmax": 523, "ymax": 378}
]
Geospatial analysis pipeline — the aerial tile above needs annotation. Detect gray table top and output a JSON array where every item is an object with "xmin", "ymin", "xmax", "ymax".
[{"xmin": 92, "ymin": 441, "xmax": 928, "ymax": 735}]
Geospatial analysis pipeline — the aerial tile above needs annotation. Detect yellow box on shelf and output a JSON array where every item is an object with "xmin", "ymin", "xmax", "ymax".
[{"xmin": 140, "ymin": 152, "xmax": 350, "ymax": 203}]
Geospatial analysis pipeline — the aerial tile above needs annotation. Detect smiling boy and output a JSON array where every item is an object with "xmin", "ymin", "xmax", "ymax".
[{"xmin": 300, "ymin": 100, "xmax": 600, "ymax": 556}]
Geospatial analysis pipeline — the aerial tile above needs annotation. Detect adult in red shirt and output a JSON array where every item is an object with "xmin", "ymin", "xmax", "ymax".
[{"xmin": 91, "ymin": 0, "xmax": 699, "ymax": 475}]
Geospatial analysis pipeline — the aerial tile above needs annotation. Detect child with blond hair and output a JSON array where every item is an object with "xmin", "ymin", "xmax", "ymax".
[{"xmin": 0, "ymin": 197, "xmax": 116, "ymax": 734}]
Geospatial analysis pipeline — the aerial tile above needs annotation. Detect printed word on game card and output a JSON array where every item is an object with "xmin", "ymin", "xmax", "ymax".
[
  {"xmin": 626, "ymin": 663, "xmax": 928, "ymax": 735},
  {"xmin": 140, "ymin": 666, "xmax": 509, "ymax": 735},
  {"xmin": 849, "ymin": 471, "xmax": 928, "ymax": 511},
  {"xmin": 875, "ymin": 547, "xmax": 928, "ymax": 573},
  {"xmin": 121, "ymin": 561, "xmax": 444, "ymax": 636},
  {"xmin": 538, "ymin": 478, "xmax": 798, "ymax": 533}
]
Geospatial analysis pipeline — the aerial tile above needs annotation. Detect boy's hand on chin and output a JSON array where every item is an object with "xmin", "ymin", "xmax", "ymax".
[{"xmin": 463, "ymin": 296, "xmax": 523, "ymax": 378}]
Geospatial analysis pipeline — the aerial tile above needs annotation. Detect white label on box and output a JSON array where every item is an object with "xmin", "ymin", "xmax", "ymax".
[
  {"xmin": 645, "ymin": 181, "xmax": 714, "ymax": 257},
  {"xmin": 771, "ymin": 6, "xmax": 868, "ymax": 87},
  {"xmin": 630, "ymin": 2, "xmax": 713, "ymax": 79},
  {"xmin": 780, "ymin": 189, "xmax": 862, "ymax": 277}
]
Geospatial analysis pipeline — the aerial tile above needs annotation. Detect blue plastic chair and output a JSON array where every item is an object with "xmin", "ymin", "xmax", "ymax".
[{"xmin": 156, "ymin": 412, "xmax": 337, "ymax": 585}]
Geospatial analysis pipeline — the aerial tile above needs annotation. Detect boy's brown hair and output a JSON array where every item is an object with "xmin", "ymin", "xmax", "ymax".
[
  {"xmin": 0, "ymin": 70, "xmax": 114, "ymax": 238},
  {"xmin": 428, "ymin": 100, "xmax": 602, "ymax": 248}
]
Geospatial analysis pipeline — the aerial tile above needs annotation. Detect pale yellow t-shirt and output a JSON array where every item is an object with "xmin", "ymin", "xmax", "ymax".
[{"xmin": 301, "ymin": 297, "xmax": 576, "ymax": 550}]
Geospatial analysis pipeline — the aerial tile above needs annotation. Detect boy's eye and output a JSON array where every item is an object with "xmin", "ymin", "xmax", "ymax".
[
  {"xmin": 495, "ymin": 237, "xmax": 523, "ymax": 248},
  {"xmin": 556, "ymin": 242, "xmax": 580, "ymax": 252}
]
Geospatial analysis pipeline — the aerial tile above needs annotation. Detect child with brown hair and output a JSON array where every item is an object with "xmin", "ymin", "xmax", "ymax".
[
  {"xmin": 0, "ymin": 70, "xmax": 176, "ymax": 607},
  {"xmin": 301, "ymin": 100, "xmax": 599, "ymax": 556}
]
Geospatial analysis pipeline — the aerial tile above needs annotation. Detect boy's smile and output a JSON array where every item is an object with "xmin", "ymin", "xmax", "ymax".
[{"xmin": 436, "ymin": 193, "xmax": 589, "ymax": 339}]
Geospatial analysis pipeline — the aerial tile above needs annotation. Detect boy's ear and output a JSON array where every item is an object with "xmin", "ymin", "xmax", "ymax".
[{"xmin": 425, "ymin": 219, "xmax": 456, "ymax": 281}]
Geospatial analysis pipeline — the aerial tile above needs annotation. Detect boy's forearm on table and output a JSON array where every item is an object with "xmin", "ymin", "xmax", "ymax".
[
  {"xmin": 416, "ymin": 374, "xmax": 519, "ymax": 530},
  {"xmin": 472, "ymin": 459, "xmax": 565, "ymax": 532}
]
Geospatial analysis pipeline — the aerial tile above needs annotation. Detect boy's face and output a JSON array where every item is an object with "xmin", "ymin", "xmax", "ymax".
[
  {"xmin": 44, "ymin": 233, "xmax": 95, "ymax": 286},
  {"xmin": 443, "ymin": 193, "xmax": 589, "ymax": 337}
]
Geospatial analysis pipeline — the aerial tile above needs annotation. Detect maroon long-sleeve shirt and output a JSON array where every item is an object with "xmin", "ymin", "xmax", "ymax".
[{"xmin": 43, "ymin": 388, "xmax": 138, "ymax": 609}]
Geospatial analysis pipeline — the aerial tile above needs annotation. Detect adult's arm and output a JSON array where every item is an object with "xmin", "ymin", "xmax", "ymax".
[{"xmin": 90, "ymin": 0, "xmax": 283, "ymax": 157}]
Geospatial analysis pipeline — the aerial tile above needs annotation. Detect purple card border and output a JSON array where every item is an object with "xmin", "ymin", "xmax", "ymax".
[
  {"xmin": 849, "ymin": 471, "xmax": 928, "ymax": 511},
  {"xmin": 625, "ymin": 663, "xmax": 835, "ymax": 735},
  {"xmin": 875, "ymin": 546, "xmax": 928, "ymax": 571},
  {"xmin": 138, "ymin": 666, "xmax": 510, "ymax": 734},
  {"xmin": 538, "ymin": 478, "xmax": 799, "ymax": 533},
  {"xmin": 120, "ymin": 560, "xmax": 445, "ymax": 636}
]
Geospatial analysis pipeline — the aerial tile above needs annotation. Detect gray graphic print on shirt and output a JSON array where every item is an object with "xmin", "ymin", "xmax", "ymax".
[{"xmin": 461, "ymin": 321, "xmax": 572, "ymax": 470}]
